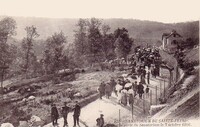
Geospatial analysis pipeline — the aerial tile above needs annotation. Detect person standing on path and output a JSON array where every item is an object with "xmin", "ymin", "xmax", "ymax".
[
  {"xmin": 121, "ymin": 89, "xmax": 128, "ymax": 106},
  {"xmin": 96, "ymin": 114, "xmax": 105, "ymax": 127},
  {"xmin": 147, "ymin": 69, "xmax": 150, "ymax": 84},
  {"xmin": 62, "ymin": 102, "xmax": 70, "ymax": 127},
  {"xmin": 128, "ymin": 93, "xmax": 134, "ymax": 107},
  {"xmin": 145, "ymin": 85, "xmax": 150, "ymax": 98},
  {"xmin": 98, "ymin": 81, "xmax": 106, "ymax": 99},
  {"xmin": 140, "ymin": 68, "xmax": 146, "ymax": 84},
  {"xmin": 132, "ymin": 81, "xmax": 138, "ymax": 97},
  {"xmin": 51, "ymin": 104, "xmax": 59, "ymax": 126},
  {"xmin": 105, "ymin": 83, "xmax": 112, "ymax": 99},
  {"xmin": 73, "ymin": 101, "xmax": 81, "ymax": 127},
  {"xmin": 137, "ymin": 82, "xmax": 144, "ymax": 99},
  {"xmin": 110, "ymin": 78, "xmax": 117, "ymax": 96}
]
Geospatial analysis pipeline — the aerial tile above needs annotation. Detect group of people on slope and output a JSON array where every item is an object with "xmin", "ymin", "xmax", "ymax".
[
  {"xmin": 98, "ymin": 78, "xmax": 117, "ymax": 99},
  {"xmin": 132, "ymin": 46, "xmax": 161, "ymax": 78},
  {"xmin": 98, "ymin": 76, "xmax": 150, "ymax": 107}
]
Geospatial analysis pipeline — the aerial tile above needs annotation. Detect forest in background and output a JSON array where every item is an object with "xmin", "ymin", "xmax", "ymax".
[{"xmin": 0, "ymin": 16, "xmax": 199, "ymax": 80}]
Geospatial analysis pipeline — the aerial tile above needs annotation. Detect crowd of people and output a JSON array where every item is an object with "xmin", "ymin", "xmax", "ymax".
[
  {"xmin": 98, "ymin": 46, "xmax": 162, "ymax": 107},
  {"xmin": 98, "ymin": 76, "xmax": 150, "ymax": 107},
  {"xmin": 50, "ymin": 46, "xmax": 162, "ymax": 127},
  {"xmin": 132, "ymin": 46, "xmax": 162, "ymax": 78}
]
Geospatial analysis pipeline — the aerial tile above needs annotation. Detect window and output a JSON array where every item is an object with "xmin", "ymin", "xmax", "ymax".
[{"xmin": 172, "ymin": 40, "xmax": 177, "ymax": 45}]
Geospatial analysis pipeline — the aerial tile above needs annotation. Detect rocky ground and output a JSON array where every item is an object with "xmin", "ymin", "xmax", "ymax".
[{"xmin": 0, "ymin": 70, "xmax": 124, "ymax": 127}]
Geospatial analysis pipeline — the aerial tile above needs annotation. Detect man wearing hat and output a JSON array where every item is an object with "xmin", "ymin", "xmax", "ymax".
[
  {"xmin": 132, "ymin": 81, "xmax": 138, "ymax": 97},
  {"xmin": 73, "ymin": 101, "xmax": 81, "ymax": 127},
  {"xmin": 96, "ymin": 114, "xmax": 104, "ymax": 127},
  {"xmin": 138, "ymin": 82, "xmax": 144, "ymax": 99},
  {"xmin": 51, "ymin": 103, "xmax": 59, "ymax": 126},
  {"xmin": 62, "ymin": 102, "xmax": 70, "ymax": 127}
]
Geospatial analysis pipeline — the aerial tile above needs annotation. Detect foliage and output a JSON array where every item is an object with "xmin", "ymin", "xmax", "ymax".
[
  {"xmin": 0, "ymin": 17, "xmax": 16, "ymax": 43},
  {"xmin": 87, "ymin": 18, "xmax": 103, "ymax": 63},
  {"xmin": 73, "ymin": 18, "xmax": 116, "ymax": 66},
  {"xmin": 179, "ymin": 37, "xmax": 199, "ymax": 49},
  {"xmin": 74, "ymin": 18, "xmax": 88, "ymax": 55},
  {"xmin": 0, "ymin": 17, "xmax": 17, "ymax": 80},
  {"xmin": 21, "ymin": 26, "xmax": 39, "ymax": 78},
  {"xmin": 114, "ymin": 28, "xmax": 133, "ymax": 60},
  {"xmin": 43, "ymin": 31, "xmax": 67, "ymax": 74},
  {"xmin": 73, "ymin": 19, "xmax": 135, "ymax": 66},
  {"xmin": 73, "ymin": 19, "xmax": 89, "ymax": 67},
  {"xmin": 101, "ymin": 24, "xmax": 116, "ymax": 60}
]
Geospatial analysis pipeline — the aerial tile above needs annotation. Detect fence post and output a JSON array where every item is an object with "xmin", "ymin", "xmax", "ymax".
[
  {"xmin": 143, "ymin": 94, "xmax": 145, "ymax": 114},
  {"xmin": 150, "ymin": 90, "xmax": 152, "ymax": 105},
  {"xmin": 132, "ymin": 102, "xmax": 133, "ymax": 120},
  {"xmin": 156, "ymin": 86, "xmax": 157, "ymax": 105},
  {"xmin": 164, "ymin": 80, "xmax": 166, "ymax": 98},
  {"xmin": 119, "ymin": 109, "xmax": 121, "ymax": 127},
  {"xmin": 159, "ymin": 80, "xmax": 162, "ymax": 98}
]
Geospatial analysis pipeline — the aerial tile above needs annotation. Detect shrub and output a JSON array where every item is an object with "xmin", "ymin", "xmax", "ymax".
[{"xmin": 40, "ymin": 99, "xmax": 52, "ymax": 105}]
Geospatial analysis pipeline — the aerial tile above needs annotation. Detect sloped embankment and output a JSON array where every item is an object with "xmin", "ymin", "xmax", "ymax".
[{"xmin": 153, "ymin": 47, "xmax": 199, "ymax": 119}]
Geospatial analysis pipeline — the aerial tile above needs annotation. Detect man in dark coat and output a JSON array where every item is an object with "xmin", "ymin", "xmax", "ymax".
[
  {"xmin": 62, "ymin": 102, "xmax": 70, "ymax": 127},
  {"xmin": 132, "ymin": 81, "xmax": 138, "ymax": 97},
  {"xmin": 145, "ymin": 85, "xmax": 150, "ymax": 98},
  {"xmin": 110, "ymin": 78, "xmax": 117, "ymax": 96},
  {"xmin": 105, "ymin": 83, "xmax": 112, "ymax": 99},
  {"xmin": 128, "ymin": 93, "xmax": 134, "ymax": 106},
  {"xmin": 137, "ymin": 82, "xmax": 144, "ymax": 99},
  {"xmin": 110, "ymin": 78, "xmax": 116, "ymax": 91},
  {"xmin": 147, "ymin": 69, "xmax": 150, "ymax": 84},
  {"xmin": 96, "ymin": 114, "xmax": 104, "ymax": 127},
  {"xmin": 51, "ymin": 104, "xmax": 59, "ymax": 126},
  {"xmin": 142, "ymin": 68, "xmax": 146, "ymax": 78},
  {"xmin": 140, "ymin": 68, "xmax": 146, "ymax": 84},
  {"xmin": 73, "ymin": 101, "xmax": 81, "ymax": 127},
  {"xmin": 98, "ymin": 81, "xmax": 106, "ymax": 99}
]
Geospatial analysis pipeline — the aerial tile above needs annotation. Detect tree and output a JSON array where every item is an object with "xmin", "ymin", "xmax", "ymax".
[
  {"xmin": 0, "ymin": 17, "xmax": 17, "ymax": 66},
  {"xmin": 0, "ymin": 17, "xmax": 17, "ymax": 93},
  {"xmin": 74, "ymin": 19, "xmax": 88, "ymax": 55},
  {"xmin": 87, "ymin": 18, "xmax": 102, "ymax": 63},
  {"xmin": 44, "ymin": 31, "xmax": 67, "ymax": 74},
  {"xmin": 21, "ymin": 26, "xmax": 39, "ymax": 77},
  {"xmin": 101, "ymin": 24, "xmax": 115, "ymax": 60},
  {"xmin": 102, "ymin": 24, "xmax": 110, "ymax": 36},
  {"xmin": 114, "ymin": 28, "xmax": 133, "ymax": 61},
  {"xmin": 0, "ymin": 17, "xmax": 16, "ymax": 43},
  {"xmin": 73, "ymin": 19, "xmax": 89, "ymax": 67},
  {"xmin": 62, "ymin": 55, "xmax": 69, "ymax": 72}
]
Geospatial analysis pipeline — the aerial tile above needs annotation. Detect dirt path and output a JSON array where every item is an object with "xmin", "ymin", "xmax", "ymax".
[
  {"xmin": 44, "ymin": 97, "xmax": 132, "ymax": 127},
  {"xmin": 43, "ymin": 69, "xmax": 170, "ymax": 127}
]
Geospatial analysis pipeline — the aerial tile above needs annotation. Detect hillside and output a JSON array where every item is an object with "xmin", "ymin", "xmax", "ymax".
[
  {"xmin": 152, "ymin": 46, "xmax": 199, "ymax": 121},
  {"xmin": 1, "ymin": 16, "xmax": 199, "ymax": 44}
]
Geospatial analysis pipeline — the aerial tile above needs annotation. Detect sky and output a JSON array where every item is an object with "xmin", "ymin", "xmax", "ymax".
[{"xmin": 0, "ymin": 0, "xmax": 199, "ymax": 23}]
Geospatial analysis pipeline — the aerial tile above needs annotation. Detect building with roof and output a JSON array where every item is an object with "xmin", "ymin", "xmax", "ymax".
[{"xmin": 162, "ymin": 30, "xmax": 182, "ymax": 53}]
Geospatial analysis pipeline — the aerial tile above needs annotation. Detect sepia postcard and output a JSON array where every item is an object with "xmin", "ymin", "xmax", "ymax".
[{"xmin": 0, "ymin": 0, "xmax": 199, "ymax": 127}]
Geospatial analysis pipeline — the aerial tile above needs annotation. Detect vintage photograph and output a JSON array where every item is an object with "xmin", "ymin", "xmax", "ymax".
[{"xmin": 0, "ymin": 0, "xmax": 199, "ymax": 127}]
